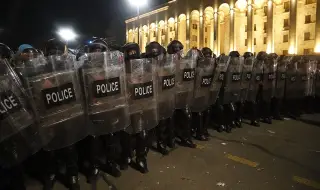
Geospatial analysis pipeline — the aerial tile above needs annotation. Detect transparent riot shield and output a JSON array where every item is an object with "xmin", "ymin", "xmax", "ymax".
[
  {"xmin": 80, "ymin": 51, "xmax": 130, "ymax": 136},
  {"xmin": 247, "ymin": 59, "xmax": 264, "ymax": 102},
  {"xmin": 274, "ymin": 56, "xmax": 289, "ymax": 99},
  {"xmin": 0, "ymin": 59, "xmax": 43, "ymax": 167},
  {"xmin": 223, "ymin": 56, "xmax": 243, "ymax": 104},
  {"xmin": 209, "ymin": 57, "xmax": 228, "ymax": 105},
  {"xmin": 23, "ymin": 55, "xmax": 87, "ymax": 151},
  {"xmin": 240, "ymin": 56, "xmax": 254, "ymax": 102},
  {"xmin": 157, "ymin": 54, "xmax": 176, "ymax": 120},
  {"xmin": 262, "ymin": 56, "xmax": 277, "ymax": 102},
  {"xmin": 175, "ymin": 55, "xmax": 197, "ymax": 109},
  {"xmin": 285, "ymin": 56, "xmax": 299, "ymax": 100},
  {"xmin": 296, "ymin": 56, "xmax": 311, "ymax": 99},
  {"xmin": 126, "ymin": 58, "xmax": 158, "ymax": 133},
  {"xmin": 191, "ymin": 58, "xmax": 215, "ymax": 112}
]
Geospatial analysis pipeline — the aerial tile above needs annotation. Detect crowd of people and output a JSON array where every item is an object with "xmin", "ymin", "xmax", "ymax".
[{"xmin": 0, "ymin": 38, "xmax": 319, "ymax": 190}]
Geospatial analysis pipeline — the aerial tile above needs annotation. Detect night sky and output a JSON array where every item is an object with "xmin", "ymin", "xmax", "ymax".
[{"xmin": 0, "ymin": 0, "xmax": 166, "ymax": 50}]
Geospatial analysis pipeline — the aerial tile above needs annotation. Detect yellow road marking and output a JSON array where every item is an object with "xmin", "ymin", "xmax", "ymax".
[
  {"xmin": 225, "ymin": 154, "xmax": 259, "ymax": 168},
  {"xmin": 196, "ymin": 144, "xmax": 205, "ymax": 149},
  {"xmin": 293, "ymin": 176, "xmax": 320, "ymax": 189}
]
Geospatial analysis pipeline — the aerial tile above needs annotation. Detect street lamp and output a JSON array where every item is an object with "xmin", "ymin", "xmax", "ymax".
[
  {"xmin": 129, "ymin": 0, "xmax": 147, "ymax": 45},
  {"xmin": 57, "ymin": 27, "xmax": 78, "ymax": 44}
]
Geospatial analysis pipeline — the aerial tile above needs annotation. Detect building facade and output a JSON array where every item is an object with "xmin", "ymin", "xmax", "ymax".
[{"xmin": 125, "ymin": 0, "xmax": 319, "ymax": 55}]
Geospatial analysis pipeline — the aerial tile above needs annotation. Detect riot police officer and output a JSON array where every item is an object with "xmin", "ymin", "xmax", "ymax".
[
  {"xmin": 238, "ymin": 52, "xmax": 254, "ymax": 127},
  {"xmin": 190, "ymin": 48, "xmax": 215, "ymax": 141},
  {"xmin": 122, "ymin": 42, "xmax": 159, "ymax": 173},
  {"xmin": 272, "ymin": 54, "xmax": 286, "ymax": 120},
  {"xmin": 201, "ymin": 47, "xmax": 215, "ymax": 137},
  {"xmin": 247, "ymin": 52, "xmax": 265, "ymax": 127},
  {"xmin": 168, "ymin": 40, "xmax": 196, "ymax": 148},
  {"xmin": 16, "ymin": 39, "xmax": 87, "ymax": 190},
  {"xmin": 77, "ymin": 38, "xmax": 129, "ymax": 181},
  {"xmin": 0, "ymin": 43, "xmax": 44, "ymax": 190},
  {"xmin": 221, "ymin": 51, "xmax": 243, "ymax": 131},
  {"xmin": 146, "ymin": 41, "xmax": 175, "ymax": 155},
  {"xmin": 260, "ymin": 52, "xmax": 276, "ymax": 124}
]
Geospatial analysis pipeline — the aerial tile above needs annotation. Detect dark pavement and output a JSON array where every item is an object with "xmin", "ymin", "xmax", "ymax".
[{"xmin": 27, "ymin": 118, "xmax": 320, "ymax": 190}]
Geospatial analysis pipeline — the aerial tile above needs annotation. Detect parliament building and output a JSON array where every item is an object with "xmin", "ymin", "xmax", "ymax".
[{"xmin": 125, "ymin": 0, "xmax": 319, "ymax": 56}]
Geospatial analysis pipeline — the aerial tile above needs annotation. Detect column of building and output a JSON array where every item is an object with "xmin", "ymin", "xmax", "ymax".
[{"xmin": 289, "ymin": 0, "xmax": 297, "ymax": 54}]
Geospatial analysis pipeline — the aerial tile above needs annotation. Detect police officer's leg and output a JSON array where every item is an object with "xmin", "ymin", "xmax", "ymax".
[
  {"xmin": 215, "ymin": 102, "xmax": 226, "ymax": 132},
  {"xmin": 203, "ymin": 108, "xmax": 211, "ymax": 137},
  {"xmin": 165, "ymin": 117, "xmax": 176, "ymax": 149},
  {"xmin": 273, "ymin": 97, "xmax": 284, "ymax": 120},
  {"xmin": 43, "ymin": 150, "xmax": 57, "ymax": 190},
  {"xmin": 249, "ymin": 101, "xmax": 260, "ymax": 127},
  {"xmin": 103, "ymin": 134, "xmax": 121, "ymax": 177},
  {"xmin": 135, "ymin": 130, "xmax": 149, "ymax": 173},
  {"xmin": 193, "ymin": 112, "xmax": 208, "ymax": 141},
  {"xmin": 63, "ymin": 145, "xmax": 79, "ymax": 190},
  {"xmin": 223, "ymin": 104, "xmax": 233, "ymax": 133},
  {"xmin": 156, "ymin": 120, "xmax": 169, "ymax": 155},
  {"xmin": 235, "ymin": 101, "xmax": 243, "ymax": 127},
  {"xmin": 119, "ymin": 131, "xmax": 133, "ymax": 170},
  {"xmin": 87, "ymin": 136, "xmax": 102, "ymax": 182},
  {"xmin": 174, "ymin": 109, "xmax": 196, "ymax": 148}
]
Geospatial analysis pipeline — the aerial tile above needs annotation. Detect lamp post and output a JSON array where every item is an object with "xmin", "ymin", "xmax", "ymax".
[
  {"xmin": 57, "ymin": 27, "xmax": 78, "ymax": 45},
  {"xmin": 129, "ymin": 0, "xmax": 147, "ymax": 45}
]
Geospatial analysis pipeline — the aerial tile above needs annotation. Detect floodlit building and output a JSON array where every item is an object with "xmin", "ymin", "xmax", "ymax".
[{"xmin": 125, "ymin": 0, "xmax": 319, "ymax": 55}]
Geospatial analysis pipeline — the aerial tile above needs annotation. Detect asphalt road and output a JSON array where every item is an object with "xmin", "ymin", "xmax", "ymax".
[{"xmin": 27, "ymin": 118, "xmax": 320, "ymax": 190}]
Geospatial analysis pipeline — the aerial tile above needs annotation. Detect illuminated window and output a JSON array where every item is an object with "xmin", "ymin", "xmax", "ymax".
[
  {"xmin": 245, "ymin": 25, "xmax": 247, "ymax": 32},
  {"xmin": 283, "ymin": 35, "xmax": 288, "ymax": 43},
  {"xmin": 170, "ymin": 38, "xmax": 173, "ymax": 42},
  {"xmin": 284, "ymin": 19, "xmax": 289, "ymax": 28},
  {"xmin": 264, "ymin": 6, "xmax": 268, "ymax": 15},
  {"xmin": 161, "ymin": 29, "xmax": 166, "ymax": 34},
  {"xmin": 192, "ymin": 35, "xmax": 197, "ymax": 41},
  {"xmin": 284, "ymin": 1, "xmax": 289, "ymax": 12},
  {"xmin": 254, "ymin": 38, "xmax": 256, "ymax": 45},
  {"xmin": 245, "ymin": 39, "xmax": 248, "ymax": 46},
  {"xmin": 170, "ymin": 27, "xmax": 173, "ymax": 32},
  {"xmin": 153, "ymin": 31, "xmax": 156, "ymax": 37},
  {"xmin": 145, "ymin": 33, "xmax": 148, "ymax": 38},
  {"xmin": 205, "ymin": 38, "xmax": 207, "ymax": 43},
  {"xmin": 192, "ymin": 24, "xmax": 198, "ymax": 29},
  {"xmin": 264, "ymin": 22, "xmax": 267, "ymax": 33},
  {"xmin": 306, "ymin": 0, "xmax": 316, "ymax": 4},
  {"xmin": 205, "ymin": 27, "xmax": 208, "ymax": 32},
  {"xmin": 303, "ymin": 49, "xmax": 313, "ymax": 55},
  {"xmin": 304, "ymin": 32, "xmax": 310, "ymax": 40},
  {"xmin": 263, "ymin": 37, "xmax": 267, "ymax": 44},
  {"xmin": 254, "ymin": 24, "xmax": 257, "ymax": 31},
  {"xmin": 305, "ymin": 15, "xmax": 311, "ymax": 24},
  {"xmin": 283, "ymin": 50, "xmax": 288, "ymax": 55}
]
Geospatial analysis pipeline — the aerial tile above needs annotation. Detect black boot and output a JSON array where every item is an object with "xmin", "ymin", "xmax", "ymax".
[
  {"xmin": 249, "ymin": 101, "xmax": 260, "ymax": 127},
  {"xmin": 119, "ymin": 131, "xmax": 132, "ymax": 170},
  {"xmin": 68, "ymin": 176, "xmax": 80, "ymax": 190},
  {"xmin": 194, "ymin": 112, "xmax": 208, "ymax": 141},
  {"xmin": 103, "ymin": 134, "xmax": 121, "ymax": 177},
  {"xmin": 175, "ymin": 108, "xmax": 196, "ymax": 148},
  {"xmin": 135, "ymin": 130, "xmax": 149, "ymax": 173},
  {"xmin": 203, "ymin": 108, "xmax": 211, "ymax": 137},
  {"xmin": 166, "ymin": 117, "xmax": 176, "ymax": 149},
  {"xmin": 43, "ymin": 174, "xmax": 56, "ymax": 190},
  {"xmin": 215, "ymin": 104, "xmax": 225, "ymax": 132},
  {"xmin": 43, "ymin": 151, "xmax": 57, "ymax": 190},
  {"xmin": 235, "ymin": 101, "xmax": 243, "ymax": 128},
  {"xmin": 64, "ymin": 146, "xmax": 80, "ymax": 190},
  {"xmin": 87, "ymin": 136, "xmax": 101, "ymax": 183},
  {"xmin": 156, "ymin": 121, "xmax": 169, "ymax": 155}
]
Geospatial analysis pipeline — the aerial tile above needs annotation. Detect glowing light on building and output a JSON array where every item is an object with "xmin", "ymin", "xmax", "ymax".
[
  {"xmin": 266, "ymin": 44, "xmax": 272, "ymax": 54},
  {"xmin": 254, "ymin": 0, "xmax": 266, "ymax": 8},
  {"xmin": 288, "ymin": 46, "xmax": 295, "ymax": 54},
  {"xmin": 235, "ymin": 0, "xmax": 248, "ymax": 12},
  {"xmin": 314, "ymin": 44, "xmax": 320, "ymax": 53}
]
